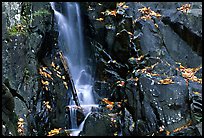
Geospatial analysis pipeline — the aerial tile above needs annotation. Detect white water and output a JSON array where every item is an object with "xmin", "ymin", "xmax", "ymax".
[{"xmin": 50, "ymin": 2, "xmax": 97, "ymax": 134}]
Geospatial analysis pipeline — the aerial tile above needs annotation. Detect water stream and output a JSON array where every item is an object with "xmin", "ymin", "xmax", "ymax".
[{"xmin": 50, "ymin": 2, "xmax": 97, "ymax": 135}]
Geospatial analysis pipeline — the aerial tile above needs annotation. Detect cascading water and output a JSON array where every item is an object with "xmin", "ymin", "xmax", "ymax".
[{"xmin": 50, "ymin": 2, "xmax": 97, "ymax": 135}]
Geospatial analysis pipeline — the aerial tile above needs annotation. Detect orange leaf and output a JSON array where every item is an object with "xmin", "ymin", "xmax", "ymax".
[
  {"xmin": 166, "ymin": 130, "xmax": 170, "ymax": 136},
  {"xmin": 110, "ymin": 10, "xmax": 117, "ymax": 16},
  {"xmin": 159, "ymin": 78, "xmax": 174, "ymax": 84},
  {"xmin": 117, "ymin": 2, "xmax": 125, "ymax": 7},
  {"xmin": 102, "ymin": 98, "xmax": 114, "ymax": 105}
]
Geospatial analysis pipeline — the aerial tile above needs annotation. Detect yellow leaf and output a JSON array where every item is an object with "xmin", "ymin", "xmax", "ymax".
[
  {"xmin": 55, "ymin": 65, "xmax": 60, "ymax": 70},
  {"xmin": 136, "ymin": 55, "xmax": 144, "ymax": 61},
  {"xmin": 106, "ymin": 104, "xmax": 113, "ymax": 110},
  {"xmin": 123, "ymin": 5, "xmax": 129, "ymax": 9},
  {"xmin": 51, "ymin": 62, "xmax": 55, "ymax": 68},
  {"xmin": 18, "ymin": 118, "xmax": 24, "ymax": 122},
  {"xmin": 96, "ymin": 18, "xmax": 104, "ymax": 22},
  {"xmin": 155, "ymin": 24, "xmax": 158, "ymax": 28},
  {"xmin": 47, "ymin": 74, "xmax": 53, "ymax": 80},
  {"xmin": 166, "ymin": 130, "xmax": 170, "ymax": 136},
  {"xmin": 41, "ymin": 80, "xmax": 49, "ymax": 85},
  {"xmin": 127, "ymin": 31, "xmax": 133, "ymax": 36},
  {"xmin": 56, "ymin": 73, "xmax": 61, "ymax": 78},
  {"xmin": 118, "ymin": 2, "xmax": 125, "ymax": 7},
  {"xmin": 61, "ymin": 76, "xmax": 65, "ymax": 80},
  {"xmin": 47, "ymin": 128, "xmax": 62, "ymax": 136},
  {"xmin": 44, "ymin": 86, "xmax": 48, "ymax": 91},
  {"xmin": 193, "ymin": 91, "xmax": 200, "ymax": 95}
]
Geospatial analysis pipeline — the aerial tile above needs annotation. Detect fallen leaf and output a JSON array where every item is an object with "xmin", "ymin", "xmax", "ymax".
[
  {"xmin": 166, "ymin": 130, "xmax": 170, "ymax": 136},
  {"xmin": 41, "ymin": 79, "xmax": 49, "ymax": 85},
  {"xmin": 193, "ymin": 91, "xmax": 200, "ymax": 95},
  {"xmin": 96, "ymin": 18, "xmax": 104, "ymax": 22},
  {"xmin": 155, "ymin": 23, "xmax": 158, "ymax": 28},
  {"xmin": 117, "ymin": 2, "xmax": 125, "ymax": 7},
  {"xmin": 159, "ymin": 78, "xmax": 174, "ymax": 84},
  {"xmin": 110, "ymin": 10, "xmax": 117, "ymax": 16},
  {"xmin": 102, "ymin": 98, "xmax": 114, "ymax": 105},
  {"xmin": 47, "ymin": 128, "xmax": 62, "ymax": 136},
  {"xmin": 127, "ymin": 31, "xmax": 133, "ymax": 36},
  {"xmin": 177, "ymin": 4, "xmax": 191, "ymax": 13},
  {"xmin": 51, "ymin": 62, "xmax": 55, "ymax": 68}
]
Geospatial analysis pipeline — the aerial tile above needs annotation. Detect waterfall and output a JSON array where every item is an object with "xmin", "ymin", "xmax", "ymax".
[{"xmin": 51, "ymin": 2, "xmax": 97, "ymax": 133}]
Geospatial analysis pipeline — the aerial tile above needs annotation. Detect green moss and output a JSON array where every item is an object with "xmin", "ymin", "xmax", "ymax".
[
  {"xmin": 33, "ymin": 9, "xmax": 50, "ymax": 17},
  {"xmin": 7, "ymin": 8, "xmax": 50, "ymax": 36}
]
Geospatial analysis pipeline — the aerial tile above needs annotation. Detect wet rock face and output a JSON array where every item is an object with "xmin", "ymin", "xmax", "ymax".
[
  {"xmin": 80, "ymin": 112, "xmax": 120, "ymax": 136},
  {"xmin": 2, "ymin": 2, "xmax": 202, "ymax": 136},
  {"xmin": 2, "ymin": 2, "xmax": 55, "ymax": 136},
  {"xmin": 85, "ymin": 2, "xmax": 202, "ymax": 136}
]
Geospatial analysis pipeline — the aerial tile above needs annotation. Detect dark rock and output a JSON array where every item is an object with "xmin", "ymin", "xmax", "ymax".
[{"xmin": 80, "ymin": 112, "xmax": 119, "ymax": 136}]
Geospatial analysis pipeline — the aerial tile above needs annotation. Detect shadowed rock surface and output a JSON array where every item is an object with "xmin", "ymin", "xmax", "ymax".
[{"xmin": 2, "ymin": 2, "xmax": 202, "ymax": 136}]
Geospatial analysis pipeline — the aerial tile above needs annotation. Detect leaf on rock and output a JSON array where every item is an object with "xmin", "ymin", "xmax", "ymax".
[
  {"xmin": 173, "ymin": 120, "xmax": 192, "ymax": 133},
  {"xmin": 102, "ymin": 98, "xmax": 114, "ymax": 105},
  {"xmin": 116, "ymin": 80, "xmax": 125, "ymax": 87},
  {"xmin": 159, "ymin": 78, "xmax": 174, "ymax": 85},
  {"xmin": 166, "ymin": 130, "xmax": 171, "ymax": 136},
  {"xmin": 138, "ymin": 7, "xmax": 161, "ymax": 21},
  {"xmin": 127, "ymin": 31, "xmax": 133, "ymax": 36},
  {"xmin": 41, "ymin": 79, "xmax": 49, "ymax": 85},
  {"xmin": 177, "ymin": 4, "xmax": 191, "ymax": 13},
  {"xmin": 96, "ymin": 18, "xmax": 104, "ymax": 22},
  {"xmin": 117, "ymin": 2, "xmax": 126, "ymax": 7},
  {"xmin": 193, "ymin": 91, "xmax": 200, "ymax": 95},
  {"xmin": 47, "ymin": 128, "xmax": 62, "ymax": 136}
]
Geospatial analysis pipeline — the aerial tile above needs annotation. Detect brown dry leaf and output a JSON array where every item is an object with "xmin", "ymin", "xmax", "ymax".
[{"xmin": 159, "ymin": 78, "xmax": 174, "ymax": 85}]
